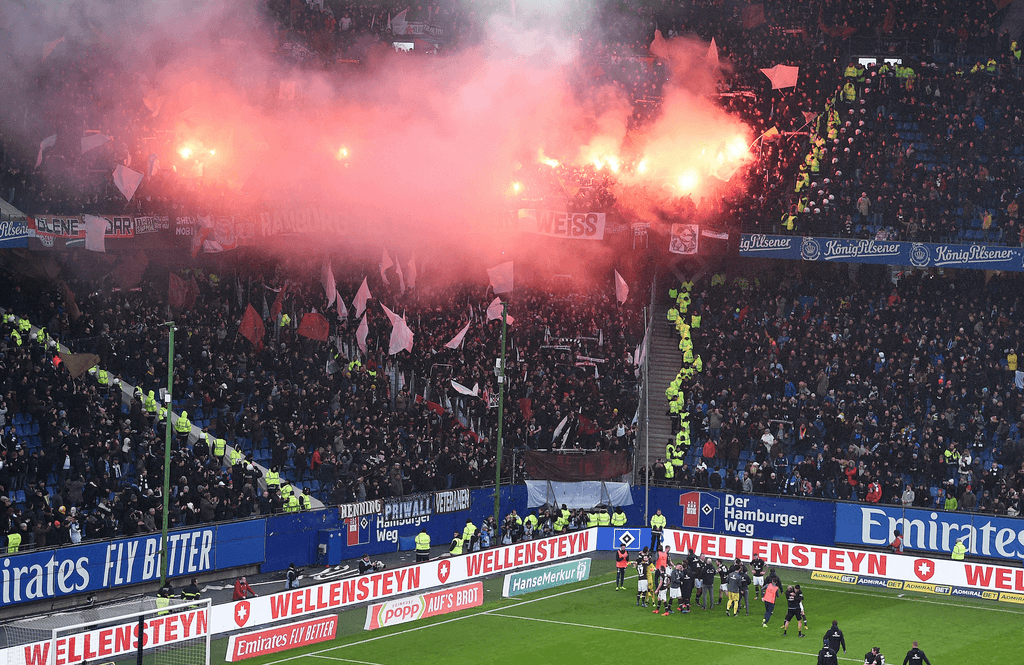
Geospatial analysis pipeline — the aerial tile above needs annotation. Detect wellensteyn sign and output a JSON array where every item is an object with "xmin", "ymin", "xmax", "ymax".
[{"xmin": 502, "ymin": 558, "xmax": 592, "ymax": 597}]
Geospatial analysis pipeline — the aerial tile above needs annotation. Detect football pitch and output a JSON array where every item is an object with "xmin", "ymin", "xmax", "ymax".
[{"xmin": 223, "ymin": 560, "xmax": 1024, "ymax": 665}]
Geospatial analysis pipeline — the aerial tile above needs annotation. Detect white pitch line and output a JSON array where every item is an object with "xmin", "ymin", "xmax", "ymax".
[
  {"xmin": 797, "ymin": 583, "xmax": 1024, "ymax": 615},
  {"xmin": 487, "ymin": 613, "xmax": 866, "ymax": 663},
  {"xmin": 310, "ymin": 656, "xmax": 385, "ymax": 665},
  {"xmin": 259, "ymin": 578, "xmax": 618, "ymax": 665}
]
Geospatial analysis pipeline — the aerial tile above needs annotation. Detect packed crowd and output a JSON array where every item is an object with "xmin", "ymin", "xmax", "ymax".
[
  {"xmin": 650, "ymin": 264, "xmax": 1024, "ymax": 517},
  {"xmin": 0, "ymin": 262, "xmax": 641, "ymax": 550}
]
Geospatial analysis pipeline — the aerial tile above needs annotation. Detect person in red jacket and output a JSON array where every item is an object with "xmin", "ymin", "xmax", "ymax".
[
  {"xmin": 890, "ymin": 529, "xmax": 904, "ymax": 554},
  {"xmin": 233, "ymin": 576, "xmax": 258, "ymax": 600},
  {"xmin": 615, "ymin": 544, "xmax": 630, "ymax": 589},
  {"xmin": 866, "ymin": 479, "xmax": 882, "ymax": 503}
]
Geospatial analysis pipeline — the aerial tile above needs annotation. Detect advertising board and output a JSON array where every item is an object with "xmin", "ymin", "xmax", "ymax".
[
  {"xmin": 363, "ymin": 582, "xmax": 483, "ymax": 630},
  {"xmin": 501, "ymin": 558, "xmax": 592, "ymax": 597},
  {"xmin": 225, "ymin": 615, "xmax": 337, "ymax": 661}
]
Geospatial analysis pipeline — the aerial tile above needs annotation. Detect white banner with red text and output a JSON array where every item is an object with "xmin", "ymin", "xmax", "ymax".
[
  {"xmin": 363, "ymin": 582, "xmax": 483, "ymax": 630},
  {"xmin": 667, "ymin": 528, "xmax": 1024, "ymax": 603},
  {"xmin": 216, "ymin": 529, "xmax": 595, "ymax": 634}
]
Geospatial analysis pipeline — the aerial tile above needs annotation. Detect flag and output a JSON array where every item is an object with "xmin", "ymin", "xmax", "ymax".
[
  {"xmin": 634, "ymin": 327, "xmax": 648, "ymax": 371},
  {"xmin": 337, "ymin": 295, "xmax": 348, "ymax": 319},
  {"xmin": 42, "ymin": 36, "xmax": 65, "ymax": 61},
  {"xmin": 487, "ymin": 261, "xmax": 514, "ymax": 294},
  {"xmin": 706, "ymin": 38, "xmax": 719, "ymax": 70},
  {"xmin": 1016, "ymin": 371, "xmax": 1024, "ymax": 390},
  {"xmin": 614, "ymin": 270, "xmax": 628, "ymax": 304},
  {"xmin": 486, "ymin": 297, "xmax": 514, "ymax": 324},
  {"xmin": 262, "ymin": 290, "xmax": 270, "ymax": 320},
  {"xmin": 802, "ymin": 111, "xmax": 818, "ymax": 124},
  {"xmin": 81, "ymin": 133, "xmax": 111, "ymax": 153},
  {"xmin": 389, "ymin": 8, "xmax": 409, "ymax": 34},
  {"xmin": 60, "ymin": 281, "xmax": 81, "ymax": 321},
  {"xmin": 58, "ymin": 352, "xmax": 100, "ymax": 379},
  {"xmin": 356, "ymin": 312, "xmax": 368, "ymax": 354},
  {"xmin": 112, "ymin": 251, "xmax": 148, "ymax": 290},
  {"xmin": 169, "ymin": 274, "xmax": 189, "ymax": 309},
  {"xmin": 740, "ymin": 3, "xmax": 766, "ymax": 29},
  {"xmin": 147, "ymin": 153, "xmax": 160, "ymax": 176},
  {"xmin": 760, "ymin": 64, "xmax": 800, "ymax": 89},
  {"xmin": 238, "ymin": 304, "xmax": 265, "ymax": 352},
  {"xmin": 35, "ymin": 134, "xmax": 56, "ymax": 168},
  {"xmin": 82, "ymin": 214, "xmax": 107, "ymax": 252},
  {"xmin": 649, "ymin": 29, "xmax": 668, "ymax": 59},
  {"xmin": 321, "ymin": 262, "xmax": 337, "ymax": 307},
  {"xmin": 669, "ymin": 223, "xmax": 699, "ymax": 255},
  {"xmin": 380, "ymin": 248, "xmax": 393, "ymax": 284},
  {"xmin": 396, "ymin": 255, "xmax": 406, "ymax": 294},
  {"xmin": 270, "ymin": 280, "xmax": 290, "ymax": 323},
  {"xmin": 298, "ymin": 312, "xmax": 330, "ymax": 342},
  {"xmin": 445, "ymin": 320, "xmax": 471, "ymax": 349},
  {"xmin": 381, "ymin": 305, "xmax": 414, "ymax": 355},
  {"xmin": 353, "ymin": 277, "xmax": 370, "ymax": 317},
  {"xmin": 762, "ymin": 127, "xmax": 780, "ymax": 139},
  {"xmin": 406, "ymin": 252, "xmax": 417, "ymax": 289},
  {"xmin": 451, "ymin": 381, "xmax": 479, "ymax": 396},
  {"xmin": 112, "ymin": 164, "xmax": 144, "ymax": 201}
]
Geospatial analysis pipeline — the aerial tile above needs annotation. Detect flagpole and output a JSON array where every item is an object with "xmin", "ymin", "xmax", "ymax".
[
  {"xmin": 159, "ymin": 322, "xmax": 176, "ymax": 587},
  {"xmin": 493, "ymin": 301, "xmax": 508, "ymax": 530}
]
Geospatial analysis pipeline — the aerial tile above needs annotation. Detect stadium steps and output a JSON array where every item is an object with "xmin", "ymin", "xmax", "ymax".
[{"xmin": 640, "ymin": 301, "xmax": 682, "ymax": 468}]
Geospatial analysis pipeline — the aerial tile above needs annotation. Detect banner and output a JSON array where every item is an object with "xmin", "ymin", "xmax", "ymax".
[
  {"xmin": 0, "ymin": 200, "xmax": 28, "ymax": 247},
  {"xmin": 676, "ymin": 490, "xmax": 835, "ymax": 545},
  {"xmin": 214, "ymin": 529, "xmax": 596, "ymax": 634},
  {"xmin": 524, "ymin": 451, "xmax": 632, "ymax": 482},
  {"xmin": 29, "ymin": 215, "xmax": 135, "ymax": 244},
  {"xmin": 501, "ymin": 558, "xmax": 591, "ymax": 597},
  {"xmin": 514, "ymin": 210, "xmax": 606, "ymax": 240},
  {"xmin": 0, "ymin": 520, "xmax": 265, "ymax": 608},
  {"xmin": 363, "ymin": 582, "xmax": 482, "ymax": 630},
  {"xmin": 740, "ymin": 234, "xmax": 1024, "ymax": 272},
  {"xmin": 669, "ymin": 224, "xmax": 699, "ymax": 255},
  {"xmin": 225, "ymin": 615, "xmax": 337, "ymax": 661},
  {"xmin": 835, "ymin": 503, "xmax": 1024, "ymax": 562}
]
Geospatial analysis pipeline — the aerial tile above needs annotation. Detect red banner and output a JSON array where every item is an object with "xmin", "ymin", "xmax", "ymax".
[
  {"xmin": 524, "ymin": 450, "xmax": 632, "ymax": 481},
  {"xmin": 225, "ymin": 615, "xmax": 337, "ymax": 662}
]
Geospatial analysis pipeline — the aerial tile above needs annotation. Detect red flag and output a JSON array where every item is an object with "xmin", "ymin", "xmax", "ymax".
[
  {"xmin": 741, "ymin": 3, "xmax": 765, "ymax": 29},
  {"xmin": 238, "ymin": 304, "xmax": 265, "ymax": 352},
  {"xmin": 271, "ymin": 282, "xmax": 288, "ymax": 322},
  {"xmin": 114, "ymin": 251, "xmax": 149, "ymax": 289},
  {"xmin": 60, "ymin": 281, "xmax": 81, "ymax": 321},
  {"xmin": 519, "ymin": 398, "xmax": 533, "ymax": 422},
  {"xmin": 186, "ymin": 276, "xmax": 200, "ymax": 310},
  {"xmin": 169, "ymin": 273, "xmax": 189, "ymax": 310},
  {"xmin": 297, "ymin": 312, "xmax": 330, "ymax": 342}
]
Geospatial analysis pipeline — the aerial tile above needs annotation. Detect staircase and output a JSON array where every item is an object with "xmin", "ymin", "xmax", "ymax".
[{"xmin": 637, "ymin": 301, "xmax": 682, "ymax": 469}]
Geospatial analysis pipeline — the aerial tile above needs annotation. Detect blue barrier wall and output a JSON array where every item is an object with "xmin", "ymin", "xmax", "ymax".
[
  {"xmin": 0, "ymin": 519, "xmax": 266, "ymax": 607},
  {"xmin": 836, "ymin": 503, "xmax": 1024, "ymax": 561}
]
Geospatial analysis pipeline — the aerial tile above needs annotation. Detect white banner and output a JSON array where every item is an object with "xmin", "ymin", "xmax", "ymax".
[
  {"xmin": 669, "ymin": 224, "xmax": 699, "ymax": 255},
  {"xmin": 213, "ymin": 529, "xmax": 596, "ymax": 634},
  {"xmin": 666, "ymin": 529, "xmax": 1024, "ymax": 598},
  {"xmin": 515, "ymin": 210, "xmax": 606, "ymax": 240}
]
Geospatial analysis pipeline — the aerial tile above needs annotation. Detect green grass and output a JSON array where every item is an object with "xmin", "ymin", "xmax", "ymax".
[{"xmin": 218, "ymin": 561, "xmax": 1024, "ymax": 665}]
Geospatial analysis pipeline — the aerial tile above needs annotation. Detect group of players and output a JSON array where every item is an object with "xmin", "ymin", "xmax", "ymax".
[{"xmin": 615, "ymin": 543, "xmax": 932, "ymax": 665}]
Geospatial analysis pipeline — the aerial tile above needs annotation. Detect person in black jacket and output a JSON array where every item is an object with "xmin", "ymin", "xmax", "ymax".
[
  {"xmin": 903, "ymin": 641, "xmax": 931, "ymax": 665},
  {"xmin": 824, "ymin": 620, "xmax": 847, "ymax": 654},
  {"xmin": 818, "ymin": 640, "xmax": 839, "ymax": 665}
]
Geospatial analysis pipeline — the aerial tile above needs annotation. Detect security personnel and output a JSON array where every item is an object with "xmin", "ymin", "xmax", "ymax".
[
  {"xmin": 597, "ymin": 509, "xmax": 610, "ymax": 526},
  {"xmin": 265, "ymin": 466, "xmax": 281, "ymax": 490},
  {"xmin": 299, "ymin": 487, "xmax": 313, "ymax": 510},
  {"xmin": 560, "ymin": 504, "xmax": 571, "ymax": 524},
  {"xmin": 212, "ymin": 435, "xmax": 227, "ymax": 463},
  {"xmin": 415, "ymin": 528, "xmax": 431, "ymax": 562},
  {"xmin": 285, "ymin": 493, "xmax": 300, "ymax": 513},
  {"xmin": 843, "ymin": 80, "xmax": 856, "ymax": 102},
  {"xmin": 175, "ymin": 410, "xmax": 192, "ymax": 442},
  {"xmin": 524, "ymin": 511, "xmax": 538, "ymax": 535},
  {"xmin": 9, "ymin": 329, "xmax": 21, "ymax": 346},
  {"xmin": 156, "ymin": 583, "xmax": 174, "ymax": 614},
  {"xmin": 611, "ymin": 506, "xmax": 627, "ymax": 527},
  {"xmin": 97, "ymin": 368, "xmax": 110, "ymax": 387},
  {"xmin": 6, "ymin": 525, "xmax": 23, "ymax": 553},
  {"xmin": 280, "ymin": 482, "xmax": 294, "ymax": 500},
  {"xmin": 17, "ymin": 317, "xmax": 30, "ymax": 334},
  {"xmin": 587, "ymin": 510, "xmax": 599, "ymax": 528},
  {"xmin": 279, "ymin": 313, "xmax": 291, "ymax": 327},
  {"xmin": 951, "ymin": 537, "xmax": 967, "ymax": 560},
  {"xmin": 449, "ymin": 531, "xmax": 464, "ymax": 556},
  {"xmin": 144, "ymin": 390, "xmax": 159, "ymax": 415},
  {"xmin": 463, "ymin": 519, "xmax": 477, "ymax": 552},
  {"xmin": 229, "ymin": 446, "xmax": 243, "ymax": 467},
  {"xmin": 182, "ymin": 578, "xmax": 201, "ymax": 601},
  {"xmin": 649, "ymin": 509, "xmax": 667, "ymax": 551}
]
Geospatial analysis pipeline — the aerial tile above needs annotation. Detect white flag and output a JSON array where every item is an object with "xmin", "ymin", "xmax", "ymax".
[
  {"xmin": 396, "ymin": 255, "xmax": 406, "ymax": 294},
  {"xmin": 406, "ymin": 252, "xmax": 417, "ymax": 289},
  {"xmin": 614, "ymin": 270, "xmax": 629, "ymax": 304},
  {"xmin": 337, "ymin": 295, "xmax": 348, "ymax": 319},
  {"xmin": 35, "ymin": 134, "xmax": 57, "ymax": 168},
  {"xmin": 1016, "ymin": 371, "xmax": 1024, "ymax": 390},
  {"xmin": 321, "ymin": 262, "xmax": 337, "ymax": 307},
  {"xmin": 486, "ymin": 297, "xmax": 514, "ymax": 324},
  {"xmin": 760, "ymin": 64, "xmax": 800, "ymax": 89},
  {"xmin": 81, "ymin": 133, "xmax": 111, "ymax": 153},
  {"xmin": 82, "ymin": 214, "xmax": 107, "ymax": 252},
  {"xmin": 706, "ymin": 37, "xmax": 719, "ymax": 70},
  {"xmin": 451, "ymin": 380, "xmax": 479, "ymax": 396},
  {"xmin": 445, "ymin": 320, "xmax": 471, "ymax": 349},
  {"xmin": 112, "ymin": 164, "xmax": 144, "ymax": 201},
  {"xmin": 381, "ymin": 304, "xmax": 414, "ymax": 354},
  {"xmin": 356, "ymin": 312, "xmax": 368, "ymax": 354},
  {"xmin": 147, "ymin": 153, "xmax": 160, "ymax": 177},
  {"xmin": 381, "ymin": 303, "xmax": 400, "ymax": 326},
  {"xmin": 380, "ymin": 248, "xmax": 393, "ymax": 284},
  {"xmin": 487, "ymin": 261, "xmax": 514, "ymax": 294},
  {"xmin": 353, "ymin": 277, "xmax": 371, "ymax": 317},
  {"xmin": 42, "ymin": 36, "xmax": 64, "ymax": 62}
]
